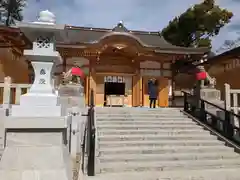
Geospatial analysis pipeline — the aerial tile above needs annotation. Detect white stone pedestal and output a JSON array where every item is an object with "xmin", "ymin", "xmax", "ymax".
[{"xmin": 0, "ymin": 116, "xmax": 72, "ymax": 180}]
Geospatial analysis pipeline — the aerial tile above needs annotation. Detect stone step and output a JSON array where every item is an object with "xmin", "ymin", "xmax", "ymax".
[
  {"xmin": 98, "ymin": 139, "xmax": 224, "ymax": 148},
  {"xmin": 99, "ymin": 152, "xmax": 240, "ymax": 163},
  {"xmin": 96, "ymin": 113, "xmax": 185, "ymax": 117},
  {"xmin": 95, "ymin": 110, "xmax": 182, "ymax": 114},
  {"xmin": 95, "ymin": 108, "xmax": 181, "ymax": 112},
  {"xmin": 97, "ymin": 124, "xmax": 204, "ymax": 130},
  {"xmin": 99, "ymin": 146, "xmax": 233, "ymax": 155},
  {"xmin": 98, "ymin": 159, "xmax": 240, "ymax": 173},
  {"xmin": 96, "ymin": 111, "xmax": 184, "ymax": 116},
  {"xmin": 98, "ymin": 129, "xmax": 210, "ymax": 135},
  {"xmin": 86, "ymin": 168, "xmax": 240, "ymax": 180},
  {"xmin": 97, "ymin": 120, "xmax": 197, "ymax": 125},
  {"xmin": 96, "ymin": 117, "xmax": 189, "ymax": 121},
  {"xmin": 83, "ymin": 169, "xmax": 240, "ymax": 180},
  {"xmin": 98, "ymin": 134, "xmax": 217, "ymax": 141},
  {"xmin": 96, "ymin": 117, "xmax": 190, "ymax": 121}
]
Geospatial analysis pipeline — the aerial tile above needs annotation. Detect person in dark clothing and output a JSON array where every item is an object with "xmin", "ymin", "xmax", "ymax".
[{"xmin": 148, "ymin": 78, "xmax": 158, "ymax": 108}]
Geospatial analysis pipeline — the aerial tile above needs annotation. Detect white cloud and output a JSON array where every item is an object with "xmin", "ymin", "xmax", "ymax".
[{"xmin": 23, "ymin": 0, "xmax": 240, "ymax": 50}]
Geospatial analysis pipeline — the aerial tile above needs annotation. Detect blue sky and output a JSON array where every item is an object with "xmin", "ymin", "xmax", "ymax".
[{"xmin": 23, "ymin": 0, "xmax": 240, "ymax": 52}]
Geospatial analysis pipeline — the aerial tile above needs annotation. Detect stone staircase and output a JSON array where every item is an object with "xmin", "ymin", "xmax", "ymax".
[{"xmin": 87, "ymin": 107, "xmax": 240, "ymax": 180}]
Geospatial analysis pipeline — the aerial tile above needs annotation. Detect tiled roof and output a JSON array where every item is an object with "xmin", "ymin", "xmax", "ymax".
[{"xmin": 62, "ymin": 22, "xmax": 209, "ymax": 54}]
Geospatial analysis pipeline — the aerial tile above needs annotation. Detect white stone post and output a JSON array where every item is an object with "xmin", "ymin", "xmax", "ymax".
[
  {"xmin": 224, "ymin": 83, "xmax": 231, "ymax": 111},
  {"xmin": 2, "ymin": 76, "xmax": 12, "ymax": 109}
]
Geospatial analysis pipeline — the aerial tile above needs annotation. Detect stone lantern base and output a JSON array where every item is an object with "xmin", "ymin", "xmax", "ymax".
[{"xmin": 11, "ymin": 93, "xmax": 62, "ymax": 117}]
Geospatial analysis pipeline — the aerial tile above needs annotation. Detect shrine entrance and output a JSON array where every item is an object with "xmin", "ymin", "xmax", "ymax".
[{"xmin": 104, "ymin": 76, "xmax": 126, "ymax": 106}]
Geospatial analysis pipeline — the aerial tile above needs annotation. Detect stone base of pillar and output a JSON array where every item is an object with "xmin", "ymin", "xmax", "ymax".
[
  {"xmin": 11, "ymin": 93, "xmax": 62, "ymax": 117},
  {"xmin": 200, "ymin": 87, "xmax": 221, "ymax": 101},
  {"xmin": 58, "ymin": 84, "xmax": 85, "ymax": 116},
  {"xmin": 0, "ymin": 116, "xmax": 72, "ymax": 180},
  {"xmin": 11, "ymin": 105, "xmax": 62, "ymax": 117},
  {"xmin": 20, "ymin": 93, "xmax": 59, "ymax": 106}
]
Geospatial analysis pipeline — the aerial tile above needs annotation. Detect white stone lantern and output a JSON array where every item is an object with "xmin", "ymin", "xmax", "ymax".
[{"xmin": 11, "ymin": 10, "xmax": 66, "ymax": 117}]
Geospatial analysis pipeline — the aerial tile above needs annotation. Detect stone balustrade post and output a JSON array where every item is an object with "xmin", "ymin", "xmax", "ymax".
[
  {"xmin": 3, "ymin": 76, "xmax": 12, "ymax": 109},
  {"xmin": 224, "ymin": 83, "xmax": 231, "ymax": 111}
]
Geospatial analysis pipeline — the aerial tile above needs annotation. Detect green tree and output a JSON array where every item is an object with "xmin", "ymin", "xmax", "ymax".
[
  {"xmin": 0, "ymin": 0, "xmax": 26, "ymax": 26},
  {"xmin": 161, "ymin": 0, "xmax": 233, "ymax": 47}
]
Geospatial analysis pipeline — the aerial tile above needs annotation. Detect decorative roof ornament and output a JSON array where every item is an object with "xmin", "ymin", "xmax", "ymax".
[
  {"xmin": 113, "ymin": 20, "xmax": 128, "ymax": 32},
  {"xmin": 118, "ymin": 20, "xmax": 123, "ymax": 25},
  {"xmin": 34, "ymin": 10, "xmax": 56, "ymax": 25}
]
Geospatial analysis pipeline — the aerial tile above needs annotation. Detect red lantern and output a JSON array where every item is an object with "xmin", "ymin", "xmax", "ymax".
[
  {"xmin": 71, "ymin": 67, "xmax": 85, "ymax": 78},
  {"xmin": 196, "ymin": 71, "xmax": 207, "ymax": 80}
]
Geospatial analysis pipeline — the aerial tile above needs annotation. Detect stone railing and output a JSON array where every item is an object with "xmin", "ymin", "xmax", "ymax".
[
  {"xmin": 0, "ymin": 78, "xmax": 31, "ymax": 107},
  {"xmin": 225, "ymin": 83, "xmax": 240, "ymax": 114},
  {"xmin": 224, "ymin": 83, "xmax": 240, "ymax": 130}
]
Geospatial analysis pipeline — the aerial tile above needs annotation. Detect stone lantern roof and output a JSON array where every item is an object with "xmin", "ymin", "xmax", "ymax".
[{"xmin": 36, "ymin": 10, "xmax": 56, "ymax": 24}]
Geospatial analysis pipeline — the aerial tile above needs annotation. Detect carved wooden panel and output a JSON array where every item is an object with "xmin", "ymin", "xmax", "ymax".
[
  {"xmin": 140, "ymin": 69, "xmax": 161, "ymax": 77},
  {"xmin": 95, "ymin": 65, "xmax": 134, "ymax": 74},
  {"xmin": 162, "ymin": 62, "xmax": 171, "ymax": 69},
  {"xmin": 162, "ymin": 70, "xmax": 172, "ymax": 77},
  {"xmin": 140, "ymin": 60, "xmax": 161, "ymax": 69}
]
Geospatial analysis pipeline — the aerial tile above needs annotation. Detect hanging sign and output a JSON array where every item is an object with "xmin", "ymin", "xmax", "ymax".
[{"xmin": 104, "ymin": 76, "xmax": 125, "ymax": 83}]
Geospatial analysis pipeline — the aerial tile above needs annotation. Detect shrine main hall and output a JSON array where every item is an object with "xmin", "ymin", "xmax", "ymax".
[{"xmin": 0, "ymin": 22, "xmax": 209, "ymax": 107}]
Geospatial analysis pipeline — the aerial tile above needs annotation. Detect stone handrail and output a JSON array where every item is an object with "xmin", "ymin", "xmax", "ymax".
[
  {"xmin": 225, "ymin": 83, "xmax": 240, "ymax": 114},
  {"xmin": 0, "ymin": 81, "xmax": 31, "ymax": 107},
  {"xmin": 223, "ymin": 83, "xmax": 240, "ymax": 130}
]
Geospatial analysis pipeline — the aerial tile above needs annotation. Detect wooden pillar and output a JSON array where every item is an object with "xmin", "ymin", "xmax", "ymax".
[
  {"xmin": 85, "ymin": 75, "xmax": 89, "ymax": 105},
  {"xmin": 132, "ymin": 74, "xmax": 140, "ymax": 107},
  {"xmin": 89, "ymin": 68, "xmax": 96, "ymax": 105},
  {"xmin": 62, "ymin": 55, "xmax": 67, "ymax": 72},
  {"xmin": 139, "ymin": 76, "xmax": 143, "ymax": 107}
]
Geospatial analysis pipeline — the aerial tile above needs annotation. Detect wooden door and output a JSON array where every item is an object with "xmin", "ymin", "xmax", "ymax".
[
  {"xmin": 132, "ymin": 75, "xmax": 140, "ymax": 106},
  {"xmin": 143, "ymin": 77, "xmax": 164, "ymax": 107},
  {"xmin": 158, "ymin": 77, "xmax": 169, "ymax": 107}
]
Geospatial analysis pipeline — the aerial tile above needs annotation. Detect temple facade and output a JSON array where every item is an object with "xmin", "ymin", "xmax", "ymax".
[{"xmin": 0, "ymin": 22, "xmax": 209, "ymax": 107}]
